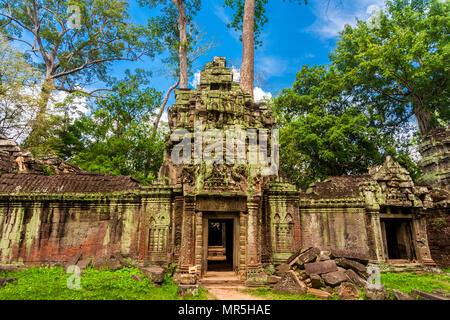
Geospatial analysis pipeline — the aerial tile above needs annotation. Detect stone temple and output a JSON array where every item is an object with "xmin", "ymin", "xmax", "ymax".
[{"xmin": 0, "ymin": 57, "xmax": 448, "ymax": 289}]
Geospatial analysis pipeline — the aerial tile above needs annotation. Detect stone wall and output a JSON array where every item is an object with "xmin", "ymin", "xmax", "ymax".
[
  {"xmin": 426, "ymin": 206, "xmax": 450, "ymax": 268},
  {"xmin": 299, "ymin": 203, "xmax": 371, "ymax": 258}
]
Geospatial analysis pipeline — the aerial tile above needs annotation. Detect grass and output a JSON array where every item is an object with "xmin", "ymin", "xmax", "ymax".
[
  {"xmin": 244, "ymin": 271, "xmax": 450, "ymax": 301},
  {"xmin": 380, "ymin": 271, "xmax": 450, "ymax": 296},
  {"xmin": 243, "ymin": 286, "xmax": 326, "ymax": 300},
  {"xmin": 0, "ymin": 266, "xmax": 210, "ymax": 300}
]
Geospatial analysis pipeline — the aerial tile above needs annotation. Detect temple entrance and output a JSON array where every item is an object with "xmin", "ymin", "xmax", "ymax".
[
  {"xmin": 207, "ymin": 219, "xmax": 234, "ymax": 271},
  {"xmin": 381, "ymin": 218, "xmax": 416, "ymax": 261},
  {"xmin": 202, "ymin": 213, "xmax": 240, "ymax": 274}
]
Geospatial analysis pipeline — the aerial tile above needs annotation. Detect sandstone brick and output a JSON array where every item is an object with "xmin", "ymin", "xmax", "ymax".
[{"xmin": 304, "ymin": 260, "xmax": 338, "ymax": 276}]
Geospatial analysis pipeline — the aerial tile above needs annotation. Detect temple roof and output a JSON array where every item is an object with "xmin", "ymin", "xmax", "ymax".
[
  {"xmin": 0, "ymin": 173, "xmax": 140, "ymax": 194},
  {"xmin": 300, "ymin": 175, "xmax": 371, "ymax": 199}
]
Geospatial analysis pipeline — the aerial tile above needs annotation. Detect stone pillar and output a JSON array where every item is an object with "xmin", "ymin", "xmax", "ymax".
[
  {"xmin": 179, "ymin": 196, "xmax": 196, "ymax": 273},
  {"xmin": 194, "ymin": 211, "xmax": 203, "ymax": 275},
  {"xmin": 246, "ymin": 197, "xmax": 264, "ymax": 285},
  {"xmin": 367, "ymin": 209, "xmax": 386, "ymax": 263},
  {"xmin": 412, "ymin": 213, "xmax": 435, "ymax": 266}
]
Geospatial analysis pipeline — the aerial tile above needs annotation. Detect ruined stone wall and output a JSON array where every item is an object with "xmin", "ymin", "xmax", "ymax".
[
  {"xmin": 426, "ymin": 206, "xmax": 450, "ymax": 268},
  {"xmin": 298, "ymin": 201, "xmax": 371, "ymax": 258},
  {"xmin": 0, "ymin": 189, "xmax": 174, "ymax": 266}
]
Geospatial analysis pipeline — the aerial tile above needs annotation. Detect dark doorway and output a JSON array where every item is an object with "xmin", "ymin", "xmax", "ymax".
[
  {"xmin": 207, "ymin": 219, "xmax": 234, "ymax": 271},
  {"xmin": 382, "ymin": 219, "xmax": 416, "ymax": 261}
]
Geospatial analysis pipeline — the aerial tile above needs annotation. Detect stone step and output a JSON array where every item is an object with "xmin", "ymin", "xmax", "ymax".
[
  {"xmin": 202, "ymin": 285, "xmax": 247, "ymax": 290},
  {"xmin": 200, "ymin": 279, "xmax": 245, "ymax": 286}
]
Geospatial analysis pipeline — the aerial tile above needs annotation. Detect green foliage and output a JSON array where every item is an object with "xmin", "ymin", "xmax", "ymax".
[
  {"xmin": 40, "ymin": 165, "xmax": 55, "ymax": 176},
  {"xmin": 67, "ymin": 70, "xmax": 165, "ymax": 184},
  {"xmin": 381, "ymin": 271, "xmax": 450, "ymax": 295},
  {"xmin": 0, "ymin": 266, "xmax": 210, "ymax": 300},
  {"xmin": 139, "ymin": 0, "xmax": 203, "ymax": 80},
  {"xmin": 331, "ymin": 0, "xmax": 450, "ymax": 135},
  {"xmin": 0, "ymin": 37, "xmax": 40, "ymax": 141},
  {"xmin": 0, "ymin": 0, "xmax": 158, "ymax": 91},
  {"xmin": 223, "ymin": 0, "xmax": 308, "ymax": 47}
]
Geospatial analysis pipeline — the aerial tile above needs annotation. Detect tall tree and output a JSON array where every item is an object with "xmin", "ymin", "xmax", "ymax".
[
  {"xmin": 0, "ymin": 0, "xmax": 158, "ymax": 152},
  {"xmin": 224, "ymin": 0, "xmax": 308, "ymax": 98},
  {"xmin": 67, "ymin": 70, "xmax": 165, "ymax": 183},
  {"xmin": 140, "ymin": 0, "xmax": 214, "ymax": 136},
  {"xmin": 0, "ymin": 36, "xmax": 40, "ymax": 141},
  {"xmin": 331, "ymin": 0, "xmax": 449, "ymax": 136}
]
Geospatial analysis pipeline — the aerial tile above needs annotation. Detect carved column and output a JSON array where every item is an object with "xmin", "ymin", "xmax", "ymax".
[
  {"xmin": 179, "ymin": 196, "xmax": 196, "ymax": 273},
  {"xmin": 246, "ymin": 197, "xmax": 262, "ymax": 281}
]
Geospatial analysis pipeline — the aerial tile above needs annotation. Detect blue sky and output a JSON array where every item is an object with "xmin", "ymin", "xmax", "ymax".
[{"xmin": 115, "ymin": 0, "xmax": 386, "ymax": 104}]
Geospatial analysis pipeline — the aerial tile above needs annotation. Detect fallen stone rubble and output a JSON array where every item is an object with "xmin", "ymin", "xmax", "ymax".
[{"xmin": 270, "ymin": 247, "xmax": 378, "ymax": 300}]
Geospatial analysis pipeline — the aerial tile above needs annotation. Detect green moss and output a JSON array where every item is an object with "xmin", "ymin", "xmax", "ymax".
[
  {"xmin": 380, "ymin": 272, "xmax": 450, "ymax": 295},
  {"xmin": 0, "ymin": 266, "xmax": 210, "ymax": 300}
]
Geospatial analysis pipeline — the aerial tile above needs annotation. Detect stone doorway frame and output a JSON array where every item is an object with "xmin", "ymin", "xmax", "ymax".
[
  {"xmin": 199, "ymin": 212, "xmax": 241, "ymax": 276},
  {"xmin": 380, "ymin": 211, "xmax": 417, "ymax": 263}
]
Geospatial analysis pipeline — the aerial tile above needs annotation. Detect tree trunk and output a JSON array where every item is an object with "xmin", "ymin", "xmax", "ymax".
[
  {"xmin": 24, "ymin": 76, "xmax": 54, "ymax": 152},
  {"xmin": 173, "ymin": 0, "xmax": 188, "ymax": 89},
  {"xmin": 241, "ymin": 0, "xmax": 255, "ymax": 99},
  {"xmin": 413, "ymin": 96, "xmax": 434, "ymax": 136}
]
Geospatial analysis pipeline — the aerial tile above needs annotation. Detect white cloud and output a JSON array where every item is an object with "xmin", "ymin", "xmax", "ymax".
[
  {"xmin": 190, "ymin": 70, "xmax": 201, "ymax": 88},
  {"xmin": 231, "ymin": 67, "xmax": 240, "ymax": 82},
  {"xmin": 305, "ymin": 0, "xmax": 386, "ymax": 39},
  {"xmin": 254, "ymin": 87, "xmax": 272, "ymax": 102}
]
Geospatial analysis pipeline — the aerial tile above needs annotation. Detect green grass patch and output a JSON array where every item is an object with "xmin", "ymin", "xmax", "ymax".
[
  {"xmin": 243, "ymin": 286, "xmax": 325, "ymax": 300},
  {"xmin": 0, "ymin": 266, "xmax": 210, "ymax": 300},
  {"xmin": 381, "ymin": 272, "xmax": 450, "ymax": 295}
]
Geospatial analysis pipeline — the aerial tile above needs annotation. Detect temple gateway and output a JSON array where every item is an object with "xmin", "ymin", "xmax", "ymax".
[{"xmin": 0, "ymin": 57, "xmax": 448, "ymax": 290}]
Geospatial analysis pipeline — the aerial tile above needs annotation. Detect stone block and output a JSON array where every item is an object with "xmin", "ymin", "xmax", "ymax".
[
  {"xmin": 307, "ymin": 288, "xmax": 332, "ymax": 300},
  {"xmin": 345, "ymin": 269, "xmax": 367, "ymax": 287},
  {"xmin": 336, "ymin": 282, "xmax": 361, "ymax": 300},
  {"xmin": 392, "ymin": 289, "xmax": 414, "ymax": 300},
  {"xmin": 411, "ymin": 289, "xmax": 449, "ymax": 300},
  {"xmin": 140, "ymin": 265, "xmax": 166, "ymax": 284},
  {"xmin": 273, "ymin": 270, "xmax": 307, "ymax": 295},
  {"xmin": 310, "ymin": 274, "xmax": 324, "ymax": 289},
  {"xmin": 267, "ymin": 275, "xmax": 281, "ymax": 284},
  {"xmin": 178, "ymin": 284, "xmax": 199, "ymax": 296},
  {"xmin": 304, "ymin": 260, "xmax": 338, "ymax": 276},
  {"xmin": 330, "ymin": 249, "xmax": 369, "ymax": 265},
  {"xmin": 321, "ymin": 271, "xmax": 349, "ymax": 287},
  {"xmin": 364, "ymin": 284, "xmax": 389, "ymax": 300},
  {"xmin": 335, "ymin": 258, "xmax": 368, "ymax": 278}
]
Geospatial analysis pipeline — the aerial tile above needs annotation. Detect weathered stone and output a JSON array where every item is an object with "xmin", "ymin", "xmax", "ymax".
[
  {"xmin": 178, "ymin": 284, "xmax": 199, "ymax": 296},
  {"xmin": 392, "ymin": 289, "xmax": 414, "ymax": 300},
  {"xmin": 273, "ymin": 270, "xmax": 307, "ymax": 295},
  {"xmin": 364, "ymin": 284, "xmax": 389, "ymax": 300},
  {"xmin": 294, "ymin": 247, "xmax": 321, "ymax": 267},
  {"xmin": 132, "ymin": 274, "xmax": 143, "ymax": 282},
  {"xmin": 330, "ymin": 249, "xmax": 370, "ymax": 265},
  {"xmin": 411, "ymin": 289, "xmax": 449, "ymax": 300},
  {"xmin": 140, "ymin": 265, "xmax": 165, "ymax": 284},
  {"xmin": 304, "ymin": 260, "xmax": 338, "ymax": 276},
  {"xmin": 318, "ymin": 250, "xmax": 331, "ymax": 261},
  {"xmin": 296, "ymin": 270, "xmax": 308, "ymax": 280},
  {"xmin": 76, "ymin": 258, "xmax": 93, "ymax": 271},
  {"xmin": 276, "ymin": 263, "xmax": 290, "ymax": 275},
  {"xmin": 335, "ymin": 258, "xmax": 368, "ymax": 278},
  {"xmin": 267, "ymin": 275, "xmax": 281, "ymax": 284},
  {"xmin": 0, "ymin": 277, "xmax": 17, "ymax": 287},
  {"xmin": 307, "ymin": 288, "xmax": 332, "ymax": 300},
  {"xmin": 336, "ymin": 282, "xmax": 361, "ymax": 300},
  {"xmin": 345, "ymin": 269, "xmax": 367, "ymax": 287},
  {"xmin": 321, "ymin": 271, "xmax": 349, "ymax": 287},
  {"xmin": 65, "ymin": 252, "xmax": 82, "ymax": 271},
  {"xmin": 310, "ymin": 274, "xmax": 325, "ymax": 289}
]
